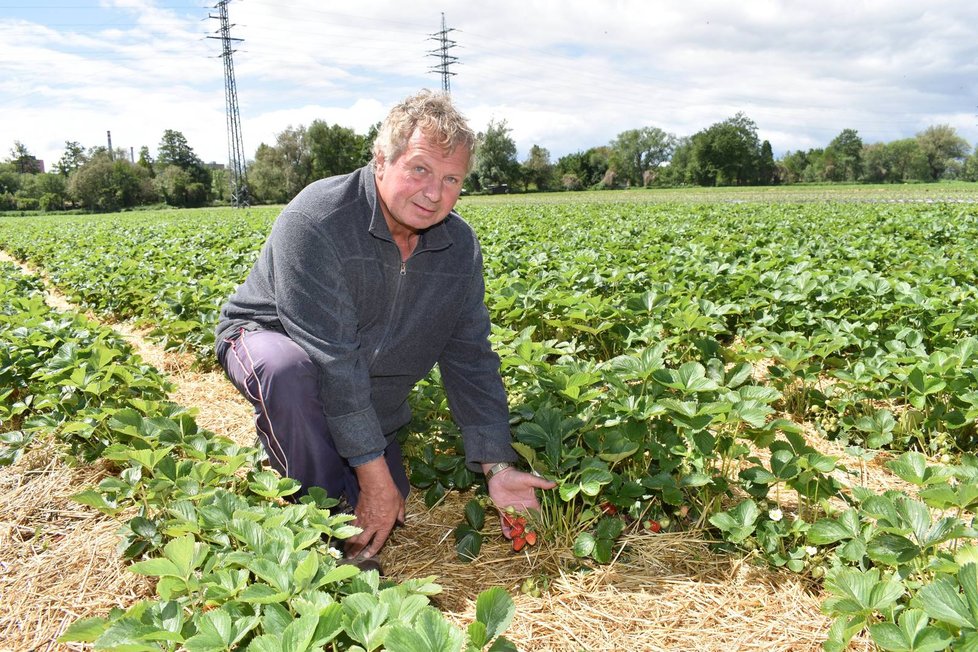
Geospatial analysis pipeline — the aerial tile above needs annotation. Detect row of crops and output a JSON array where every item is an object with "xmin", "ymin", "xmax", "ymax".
[
  {"xmin": 0, "ymin": 261, "xmax": 517, "ymax": 649},
  {"xmin": 3, "ymin": 197, "xmax": 978, "ymax": 650}
]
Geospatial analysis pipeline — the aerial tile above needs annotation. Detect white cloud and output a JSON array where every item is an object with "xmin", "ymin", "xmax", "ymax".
[{"xmin": 2, "ymin": 0, "xmax": 976, "ymax": 169}]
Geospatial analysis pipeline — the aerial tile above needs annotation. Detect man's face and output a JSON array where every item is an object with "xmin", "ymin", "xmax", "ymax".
[{"xmin": 375, "ymin": 128, "xmax": 469, "ymax": 239}]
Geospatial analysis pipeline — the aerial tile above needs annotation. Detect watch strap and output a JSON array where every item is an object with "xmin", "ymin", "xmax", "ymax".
[{"xmin": 485, "ymin": 461, "xmax": 514, "ymax": 482}]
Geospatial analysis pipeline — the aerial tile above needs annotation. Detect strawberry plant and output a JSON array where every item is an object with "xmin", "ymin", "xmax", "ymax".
[
  {"xmin": 0, "ymin": 262, "xmax": 519, "ymax": 651},
  {"xmin": 5, "ymin": 194, "xmax": 978, "ymax": 649}
]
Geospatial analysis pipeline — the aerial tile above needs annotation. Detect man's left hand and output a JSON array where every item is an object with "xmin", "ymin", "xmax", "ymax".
[{"xmin": 484, "ymin": 465, "xmax": 556, "ymax": 538}]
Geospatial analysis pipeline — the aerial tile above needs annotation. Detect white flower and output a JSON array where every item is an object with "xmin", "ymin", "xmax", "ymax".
[
  {"xmin": 806, "ymin": 546, "xmax": 818, "ymax": 557},
  {"xmin": 327, "ymin": 547, "xmax": 343, "ymax": 560},
  {"xmin": 768, "ymin": 508, "xmax": 783, "ymax": 522}
]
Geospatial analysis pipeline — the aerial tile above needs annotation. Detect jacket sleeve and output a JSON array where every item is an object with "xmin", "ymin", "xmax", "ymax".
[
  {"xmin": 269, "ymin": 210, "xmax": 388, "ymax": 460},
  {"xmin": 437, "ymin": 241, "xmax": 518, "ymax": 471}
]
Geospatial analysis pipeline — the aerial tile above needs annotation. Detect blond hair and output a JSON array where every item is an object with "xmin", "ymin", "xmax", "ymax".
[{"xmin": 372, "ymin": 90, "xmax": 476, "ymax": 171}]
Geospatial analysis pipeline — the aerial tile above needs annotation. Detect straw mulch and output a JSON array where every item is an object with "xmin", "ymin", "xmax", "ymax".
[
  {"xmin": 0, "ymin": 253, "xmax": 878, "ymax": 651},
  {"xmin": 383, "ymin": 490, "xmax": 871, "ymax": 652},
  {"xmin": 0, "ymin": 440, "xmax": 154, "ymax": 650}
]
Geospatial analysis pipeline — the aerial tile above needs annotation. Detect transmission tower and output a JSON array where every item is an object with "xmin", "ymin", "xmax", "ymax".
[
  {"xmin": 427, "ymin": 13, "xmax": 458, "ymax": 93},
  {"xmin": 209, "ymin": 0, "xmax": 249, "ymax": 207}
]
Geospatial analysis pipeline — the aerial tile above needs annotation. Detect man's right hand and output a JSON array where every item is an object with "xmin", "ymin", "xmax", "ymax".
[{"xmin": 344, "ymin": 456, "xmax": 405, "ymax": 560}]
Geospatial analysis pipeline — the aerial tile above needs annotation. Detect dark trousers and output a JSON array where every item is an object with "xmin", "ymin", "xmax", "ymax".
[{"xmin": 217, "ymin": 328, "xmax": 410, "ymax": 506}]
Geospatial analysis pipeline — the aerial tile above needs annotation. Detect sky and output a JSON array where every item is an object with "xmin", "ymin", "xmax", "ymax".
[{"xmin": 2, "ymin": 0, "xmax": 977, "ymax": 171}]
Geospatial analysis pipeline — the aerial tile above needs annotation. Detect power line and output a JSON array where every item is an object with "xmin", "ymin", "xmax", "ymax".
[{"xmin": 208, "ymin": 0, "xmax": 248, "ymax": 207}]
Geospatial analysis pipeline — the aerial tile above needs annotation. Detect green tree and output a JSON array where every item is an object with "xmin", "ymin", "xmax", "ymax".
[
  {"xmin": 962, "ymin": 146, "xmax": 978, "ymax": 182},
  {"xmin": 609, "ymin": 126, "xmax": 675, "ymax": 186},
  {"xmin": 757, "ymin": 140, "xmax": 776, "ymax": 185},
  {"xmin": 555, "ymin": 147, "xmax": 611, "ymax": 189},
  {"xmin": 554, "ymin": 151, "xmax": 586, "ymax": 189},
  {"xmin": 20, "ymin": 173, "xmax": 68, "ymax": 211},
  {"xmin": 688, "ymin": 113, "xmax": 761, "ymax": 186},
  {"xmin": 156, "ymin": 129, "xmax": 210, "ymax": 203},
  {"xmin": 861, "ymin": 143, "xmax": 890, "ymax": 183},
  {"xmin": 12, "ymin": 173, "xmax": 40, "ymax": 210},
  {"xmin": 802, "ymin": 149, "xmax": 827, "ymax": 182},
  {"xmin": 136, "ymin": 146, "xmax": 155, "ymax": 177},
  {"xmin": 521, "ymin": 144, "xmax": 555, "ymax": 191},
  {"xmin": 887, "ymin": 138, "xmax": 930, "ymax": 181},
  {"xmin": 68, "ymin": 152, "xmax": 156, "ymax": 212},
  {"xmin": 307, "ymin": 121, "xmax": 361, "ymax": 180},
  {"xmin": 0, "ymin": 162, "xmax": 21, "ymax": 195},
  {"xmin": 658, "ymin": 137, "xmax": 692, "ymax": 186},
  {"xmin": 53, "ymin": 141, "xmax": 87, "ymax": 177},
  {"xmin": 358, "ymin": 122, "xmax": 381, "ymax": 167},
  {"xmin": 776, "ymin": 150, "xmax": 810, "ymax": 184},
  {"xmin": 210, "ymin": 167, "xmax": 229, "ymax": 203},
  {"xmin": 8, "ymin": 142, "xmax": 41, "ymax": 174},
  {"xmin": 65, "ymin": 158, "xmax": 110, "ymax": 209},
  {"xmin": 155, "ymin": 164, "xmax": 206, "ymax": 208},
  {"xmin": 157, "ymin": 130, "xmax": 202, "ymax": 170},
  {"xmin": 247, "ymin": 143, "xmax": 290, "ymax": 204},
  {"xmin": 824, "ymin": 129, "xmax": 863, "ymax": 182},
  {"xmin": 916, "ymin": 124, "xmax": 969, "ymax": 181},
  {"xmin": 285, "ymin": 126, "xmax": 312, "ymax": 196},
  {"xmin": 474, "ymin": 119, "xmax": 520, "ymax": 190}
]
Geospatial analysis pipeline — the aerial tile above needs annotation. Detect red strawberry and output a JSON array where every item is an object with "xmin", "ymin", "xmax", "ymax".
[{"xmin": 513, "ymin": 536, "xmax": 527, "ymax": 552}]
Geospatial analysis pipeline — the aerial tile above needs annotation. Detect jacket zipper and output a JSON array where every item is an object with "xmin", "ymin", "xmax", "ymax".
[{"xmin": 370, "ymin": 251, "xmax": 408, "ymax": 366}]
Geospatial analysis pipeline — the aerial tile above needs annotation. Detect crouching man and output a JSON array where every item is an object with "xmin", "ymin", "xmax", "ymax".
[{"xmin": 215, "ymin": 89, "xmax": 554, "ymax": 569}]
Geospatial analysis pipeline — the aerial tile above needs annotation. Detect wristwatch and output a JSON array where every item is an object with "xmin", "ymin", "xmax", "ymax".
[{"xmin": 485, "ymin": 461, "xmax": 514, "ymax": 482}]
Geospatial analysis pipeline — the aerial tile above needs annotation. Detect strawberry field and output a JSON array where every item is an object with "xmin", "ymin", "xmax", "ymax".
[{"xmin": 3, "ymin": 187, "xmax": 978, "ymax": 650}]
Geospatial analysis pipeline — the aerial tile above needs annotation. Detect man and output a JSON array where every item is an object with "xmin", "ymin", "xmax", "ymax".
[{"xmin": 215, "ymin": 90, "xmax": 554, "ymax": 568}]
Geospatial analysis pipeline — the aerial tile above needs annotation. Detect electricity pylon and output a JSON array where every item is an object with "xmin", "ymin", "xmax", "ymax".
[
  {"xmin": 427, "ymin": 13, "xmax": 458, "ymax": 93},
  {"xmin": 209, "ymin": 0, "xmax": 249, "ymax": 207}
]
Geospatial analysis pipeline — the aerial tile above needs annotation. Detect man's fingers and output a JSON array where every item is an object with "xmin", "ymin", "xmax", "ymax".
[
  {"xmin": 344, "ymin": 529, "xmax": 371, "ymax": 558},
  {"xmin": 346, "ymin": 511, "xmax": 401, "ymax": 559},
  {"xmin": 528, "ymin": 474, "xmax": 557, "ymax": 490},
  {"xmin": 361, "ymin": 524, "xmax": 394, "ymax": 559}
]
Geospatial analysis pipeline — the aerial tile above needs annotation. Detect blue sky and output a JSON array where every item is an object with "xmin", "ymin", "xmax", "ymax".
[{"xmin": 2, "ymin": 0, "xmax": 977, "ymax": 170}]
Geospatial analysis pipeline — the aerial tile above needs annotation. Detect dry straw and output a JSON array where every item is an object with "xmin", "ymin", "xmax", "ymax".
[
  {"xmin": 382, "ymin": 491, "xmax": 873, "ymax": 652},
  {"xmin": 0, "ymin": 441, "xmax": 153, "ymax": 650}
]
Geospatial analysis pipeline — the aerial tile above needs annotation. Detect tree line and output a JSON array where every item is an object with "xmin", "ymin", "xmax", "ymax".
[
  {"xmin": 529, "ymin": 117, "xmax": 977, "ymax": 191},
  {"xmin": 0, "ymin": 130, "xmax": 221, "ymax": 213},
  {"xmin": 3, "ymin": 112, "xmax": 978, "ymax": 213}
]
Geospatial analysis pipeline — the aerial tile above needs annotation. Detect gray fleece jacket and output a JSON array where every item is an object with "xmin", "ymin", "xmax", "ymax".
[{"xmin": 215, "ymin": 164, "xmax": 516, "ymax": 470}]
